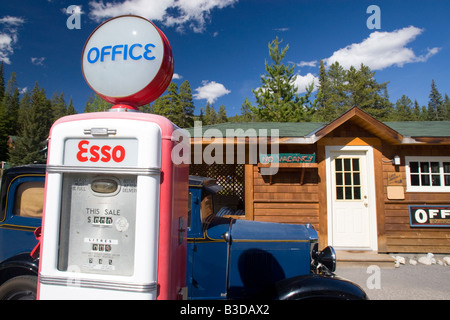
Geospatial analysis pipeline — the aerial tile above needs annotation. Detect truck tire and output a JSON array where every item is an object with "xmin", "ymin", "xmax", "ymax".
[{"xmin": 0, "ymin": 275, "xmax": 37, "ymax": 300}]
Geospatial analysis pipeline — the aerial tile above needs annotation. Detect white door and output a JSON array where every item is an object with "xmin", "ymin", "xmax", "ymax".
[{"xmin": 326, "ymin": 146, "xmax": 377, "ymax": 250}]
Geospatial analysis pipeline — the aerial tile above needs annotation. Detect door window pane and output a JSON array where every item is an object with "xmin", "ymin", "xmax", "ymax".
[
  {"xmin": 335, "ymin": 157, "xmax": 362, "ymax": 201},
  {"xmin": 431, "ymin": 162, "xmax": 440, "ymax": 173},
  {"xmin": 444, "ymin": 162, "xmax": 450, "ymax": 186},
  {"xmin": 344, "ymin": 159, "xmax": 351, "ymax": 171},
  {"xmin": 335, "ymin": 158, "xmax": 342, "ymax": 171},
  {"xmin": 420, "ymin": 162, "xmax": 429, "ymax": 173},
  {"xmin": 336, "ymin": 187, "xmax": 343, "ymax": 200}
]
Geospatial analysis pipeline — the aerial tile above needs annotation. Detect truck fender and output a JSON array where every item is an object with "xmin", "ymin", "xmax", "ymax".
[
  {"xmin": 0, "ymin": 253, "xmax": 39, "ymax": 286},
  {"xmin": 265, "ymin": 274, "xmax": 368, "ymax": 300}
]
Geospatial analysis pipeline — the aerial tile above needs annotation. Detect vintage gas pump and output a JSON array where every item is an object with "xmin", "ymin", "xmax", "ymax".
[{"xmin": 37, "ymin": 16, "xmax": 189, "ymax": 300}]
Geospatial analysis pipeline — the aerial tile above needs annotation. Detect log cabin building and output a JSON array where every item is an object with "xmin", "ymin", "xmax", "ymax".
[{"xmin": 187, "ymin": 107, "xmax": 450, "ymax": 253}]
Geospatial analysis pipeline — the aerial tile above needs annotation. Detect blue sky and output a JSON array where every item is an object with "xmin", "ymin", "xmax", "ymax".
[{"xmin": 1, "ymin": 0, "xmax": 449, "ymax": 116}]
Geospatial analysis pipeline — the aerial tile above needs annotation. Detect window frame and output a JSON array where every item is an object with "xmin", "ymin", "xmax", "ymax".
[
  {"xmin": 405, "ymin": 156, "xmax": 450, "ymax": 192},
  {"xmin": 4, "ymin": 175, "xmax": 44, "ymax": 228}
]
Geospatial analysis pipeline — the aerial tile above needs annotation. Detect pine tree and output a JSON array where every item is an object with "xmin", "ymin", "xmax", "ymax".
[
  {"xmin": 0, "ymin": 72, "xmax": 20, "ymax": 161},
  {"xmin": 217, "ymin": 105, "xmax": 227, "ymax": 123},
  {"xmin": 251, "ymin": 37, "xmax": 308, "ymax": 122},
  {"xmin": 3, "ymin": 72, "xmax": 20, "ymax": 135},
  {"xmin": 0, "ymin": 99, "xmax": 8, "ymax": 162},
  {"xmin": 427, "ymin": 80, "xmax": 445, "ymax": 120},
  {"xmin": 314, "ymin": 60, "xmax": 332, "ymax": 121},
  {"xmin": 9, "ymin": 82, "xmax": 50, "ymax": 165},
  {"xmin": 198, "ymin": 107, "xmax": 205, "ymax": 124},
  {"xmin": 444, "ymin": 94, "xmax": 450, "ymax": 120},
  {"xmin": 0, "ymin": 62, "xmax": 5, "ymax": 104},
  {"xmin": 51, "ymin": 92, "xmax": 68, "ymax": 122},
  {"xmin": 66, "ymin": 97, "xmax": 77, "ymax": 115},
  {"xmin": 84, "ymin": 94, "xmax": 112, "ymax": 112},
  {"xmin": 202, "ymin": 102, "xmax": 217, "ymax": 125},
  {"xmin": 345, "ymin": 64, "xmax": 392, "ymax": 120},
  {"xmin": 139, "ymin": 103, "xmax": 153, "ymax": 113},
  {"xmin": 411, "ymin": 99, "xmax": 422, "ymax": 121},
  {"xmin": 179, "ymin": 80, "xmax": 195, "ymax": 128},
  {"xmin": 393, "ymin": 95, "xmax": 413, "ymax": 120},
  {"xmin": 152, "ymin": 82, "xmax": 183, "ymax": 126},
  {"xmin": 240, "ymin": 98, "xmax": 257, "ymax": 122},
  {"xmin": 314, "ymin": 62, "xmax": 347, "ymax": 121}
]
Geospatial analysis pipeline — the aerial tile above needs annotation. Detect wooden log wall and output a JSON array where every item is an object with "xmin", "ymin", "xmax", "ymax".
[
  {"xmin": 250, "ymin": 145, "xmax": 320, "ymax": 228},
  {"xmin": 382, "ymin": 145, "xmax": 450, "ymax": 253}
]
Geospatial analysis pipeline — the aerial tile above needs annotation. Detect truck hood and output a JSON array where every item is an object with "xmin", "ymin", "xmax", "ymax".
[
  {"xmin": 203, "ymin": 217, "xmax": 318, "ymax": 243},
  {"xmin": 230, "ymin": 219, "xmax": 318, "ymax": 242}
]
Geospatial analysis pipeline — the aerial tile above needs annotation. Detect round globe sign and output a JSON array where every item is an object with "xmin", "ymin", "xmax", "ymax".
[{"xmin": 82, "ymin": 15, "xmax": 174, "ymax": 108}]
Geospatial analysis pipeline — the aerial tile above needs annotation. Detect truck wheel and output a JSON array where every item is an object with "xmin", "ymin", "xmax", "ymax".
[{"xmin": 0, "ymin": 276, "xmax": 37, "ymax": 300}]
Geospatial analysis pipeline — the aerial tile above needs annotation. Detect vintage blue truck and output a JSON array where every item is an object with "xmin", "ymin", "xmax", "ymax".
[
  {"xmin": 0, "ymin": 165, "xmax": 367, "ymax": 300},
  {"xmin": 186, "ymin": 175, "xmax": 366, "ymax": 300},
  {"xmin": 0, "ymin": 165, "xmax": 44, "ymax": 299}
]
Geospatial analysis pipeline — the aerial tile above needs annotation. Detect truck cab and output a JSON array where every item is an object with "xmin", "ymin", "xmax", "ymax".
[
  {"xmin": 186, "ymin": 175, "xmax": 367, "ymax": 300},
  {"xmin": 0, "ymin": 165, "xmax": 45, "ymax": 299}
]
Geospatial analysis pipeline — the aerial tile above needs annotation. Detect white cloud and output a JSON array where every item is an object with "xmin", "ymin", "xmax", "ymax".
[
  {"xmin": 88, "ymin": 0, "xmax": 237, "ymax": 33},
  {"xmin": 0, "ymin": 16, "xmax": 25, "ymax": 64},
  {"xmin": 274, "ymin": 27, "xmax": 289, "ymax": 32},
  {"xmin": 172, "ymin": 73, "xmax": 183, "ymax": 80},
  {"xmin": 31, "ymin": 57, "xmax": 45, "ymax": 66},
  {"xmin": 324, "ymin": 26, "xmax": 440, "ymax": 70},
  {"xmin": 296, "ymin": 60, "xmax": 317, "ymax": 68},
  {"xmin": 0, "ymin": 16, "xmax": 25, "ymax": 26},
  {"xmin": 62, "ymin": 5, "xmax": 84, "ymax": 15},
  {"xmin": 294, "ymin": 73, "xmax": 319, "ymax": 94},
  {"xmin": 0, "ymin": 34, "xmax": 13, "ymax": 64},
  {"xmin": 89, "ymin": 0, "xmax": 173, "ymax": 22},
  {"xmin": 194, "ymin": 80, "xmax": 230, "ymax": 103}
]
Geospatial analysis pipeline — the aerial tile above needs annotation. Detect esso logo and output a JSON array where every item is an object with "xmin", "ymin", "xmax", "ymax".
[
  {"xmin": 81, "ymin": 15, "xmax": 173, "ymax": 107},
  {"xmin": 76, "ymin": 140, "xmax": 125, "ymax": 163}
]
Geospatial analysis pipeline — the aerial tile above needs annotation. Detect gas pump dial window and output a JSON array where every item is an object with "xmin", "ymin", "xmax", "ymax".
[
  {"xmin": 58, "ymin": 173, "xmax": 137, "ymax": 276},
  {"xmin": 90, "ymin": 177, "xmax": 119, "ymax": 195}
]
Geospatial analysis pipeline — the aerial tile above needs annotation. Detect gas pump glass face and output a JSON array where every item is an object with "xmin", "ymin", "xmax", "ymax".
[
  {"xmin": 91, "ymin": 178, "xmax": 119, "ymax": 194},
  {"xmin": 58, "ymin": 173, "xmax": 137, "ymax": 276}
]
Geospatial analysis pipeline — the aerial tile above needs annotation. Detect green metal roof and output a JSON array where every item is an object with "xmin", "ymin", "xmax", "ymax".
[
  {"xmin": 186, "ymin": 121, "xmax": 450, "ymax": 138},
  {"xmin": 384, "ymin": 122, "xmax": 450, "ymax": 137}
]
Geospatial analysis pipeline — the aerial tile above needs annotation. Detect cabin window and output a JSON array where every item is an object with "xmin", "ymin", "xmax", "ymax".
[{"xmin": 406, "ymin": 157, "xmax": 450, "ymax": 192}]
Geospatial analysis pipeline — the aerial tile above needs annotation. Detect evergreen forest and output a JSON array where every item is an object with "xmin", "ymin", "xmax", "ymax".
[{"xmin": 1, "ymin": 38, "xmax": 449, "ymax": 166}]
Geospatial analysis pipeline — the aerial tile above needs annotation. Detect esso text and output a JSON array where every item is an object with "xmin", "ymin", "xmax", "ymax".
[
  {"xmin": 86, "ymin": 43, "xmax": 156, "ymax": 63},
  {"xmin": 76, "ymin": 140, "xmax": 126, "ymax": 163}
]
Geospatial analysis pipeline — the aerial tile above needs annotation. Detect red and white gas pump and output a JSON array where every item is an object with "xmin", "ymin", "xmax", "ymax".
[{"xmin": 37, "ymin": 16, "xmax": 189, "ymax": 300}]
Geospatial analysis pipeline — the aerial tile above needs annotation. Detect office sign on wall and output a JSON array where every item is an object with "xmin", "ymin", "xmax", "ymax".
[{"xmin": 409, "ymin": 206, "xmax": 450, "ymax": 227}]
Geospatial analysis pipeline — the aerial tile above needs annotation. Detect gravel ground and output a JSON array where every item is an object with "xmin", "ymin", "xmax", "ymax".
[{"xmin": 336, "ymin": 254, "xmax": 450, "ymax": 300}]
